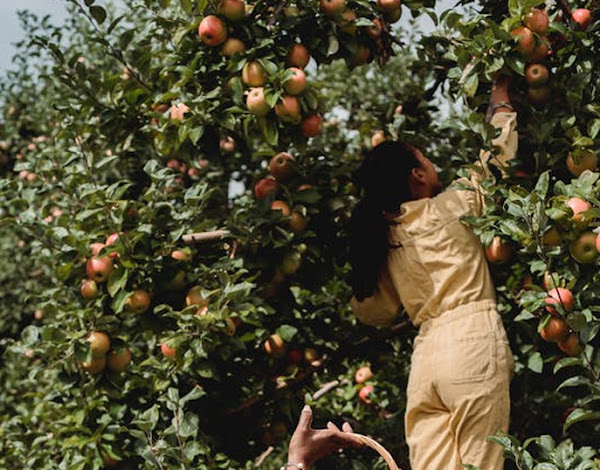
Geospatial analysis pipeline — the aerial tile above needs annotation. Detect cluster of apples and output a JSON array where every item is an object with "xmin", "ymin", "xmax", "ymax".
[
  {"xmin": 318, "ymin": 0, "xmax": 402, "ymax": 66},
  {"xmin": 83, "ymin": 233, "xmax": 153, "ymax": 314},
  {"xmin": 539, "ymin": 286, "xmax": 581, "ymax": 356},
  {"xmin": 355, "ymin": 365, "xmax": 375, "ymax": 405},
  {"xmin": 81, "ymin": 331, "xmax": 132, "ymax": 374},
  {"xmin": 263, "ymin": 333, "xmax": 319, "ymax": 363},
  {"xmin": 511, "ymin": 8, "xmax": 552, "ymax": 106}
]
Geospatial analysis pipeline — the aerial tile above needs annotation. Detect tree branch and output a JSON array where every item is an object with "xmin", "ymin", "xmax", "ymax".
[{"xmin": 182, "ymin": 229, "xmax": 231, "ymax": 245}]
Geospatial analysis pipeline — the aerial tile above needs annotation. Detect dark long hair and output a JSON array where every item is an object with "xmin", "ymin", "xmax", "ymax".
[{"xmin": 349, "ymin": 141, "xmax": 421, "ymax": 300}]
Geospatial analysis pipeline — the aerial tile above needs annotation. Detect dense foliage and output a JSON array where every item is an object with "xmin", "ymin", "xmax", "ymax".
[{"xmin": 0, "ymin": 0, "xmax": 599, "ymax": 468}]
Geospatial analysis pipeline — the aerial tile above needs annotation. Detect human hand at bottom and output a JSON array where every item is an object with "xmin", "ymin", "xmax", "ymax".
[{"xmin": 285, "ymin": 405, "xmax": 364, "ymax": 469}]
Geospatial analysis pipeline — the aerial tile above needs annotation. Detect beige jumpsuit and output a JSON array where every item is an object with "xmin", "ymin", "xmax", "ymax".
[{"xmin": 351, "ymin": 112, "xmax": 518, "ymax": 470}]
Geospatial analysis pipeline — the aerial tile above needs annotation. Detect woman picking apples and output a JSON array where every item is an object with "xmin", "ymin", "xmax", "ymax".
[{"xmin": 349, "ymin": 76, "xmax": 516, "ymax": 470}]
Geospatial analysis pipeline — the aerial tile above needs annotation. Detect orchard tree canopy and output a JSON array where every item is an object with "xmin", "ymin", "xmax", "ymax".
[{"xmin": 0, "ymin": 0, "xmax": 599, "ymax": 468}]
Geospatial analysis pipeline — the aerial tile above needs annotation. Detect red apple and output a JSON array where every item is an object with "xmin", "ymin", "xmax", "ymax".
[
  {"xmin": 283, "ymin": 68, "xmax": 307, "ymax": 95},
  {"xmin": 527, "ymin": 40, "xmax": 550, "ymax": 62},
  {"xmin": 161, "ymin": 342, "xmax": 177, "ymax": 359},
  {"xmin": 367, "ymin": 18, "xmax": 383, "ymax": 39},
  {"xmin": 219, "ymin": 136, "xmax": 236, "ymax": 153},
  {"xmin": 511, "ymin": 26, "xmax": 535, "ymax": 56},
  {"xmin": 377, "ymin": 0, "xmax": 401, "ymax": 13},
  {"xmin": 246, "ymin": 87, "xmax": 270, "ymax": 116},
  {"xmin": 566, "ymin": 197, "xmax": 591, "ymax": 222},
  {"xmin": 269, "ymin": 152, "xmax": 297, "ymax": 182},
  {"xmin": 319, "ymin": 0, "xmax": 345, "ymax": 18},
  {"xmin": 290, "ymin": 211, "xmax": 308, "ymax": 233},
  {"xmin": 525, "ymin": 63, "xmax": 549, "ymax": 86},
  {"xmin": 355, "ymin": 366, "xmax": 373, "ymax": 384},
  {"xmin": 198, "ymin": 15, "xmax": 227, "ymax": 46},
  {"xmin": 171, "ymin": 249, "xmax": 192, "ymax": 262},
  {"xmin": 254, "ymin": 177, "xmax": 280, "ymax": 199},
  {"xmin": 90, "ymin": 242, "xmax": 105, "ymax": 256},
  {"xmin": 301, "ymin": 114, "xmax": 322, "ymax": 138},
  {"xmin": 572, "ymin": 8, "xmax": 593, "ymax": 31},
  {"xmin": 125, "ymin": 289, "xmax": 151, "ymax": 314},
  {"xmin": 275, "ymin": 96, "xmax": 301, "ymax": 123},
  {"xmin": 540, "ymin": 317, "xmax": 570, "ymax": 342},
  {"xmin": 570, "ymin": 231, "xmax": 598, "ymax": 264},
  {"xmin": 186, "ymin": 286, "xmax": 208, "ymax": 307},
  {"xmin": 566, "ymin": 149, "xmax": 597, "ymax": 176},
  {"xmin": 271, "ymin": 200, "xmax": 291, "ymax": 217},
  {"xmin": 242, "ymin": 61, "xmax": 267, "ymax": 87},
  {"xmin": 170, "ymin": 103, "xmax": 190, "ymax": 121},
  {"xmin": 217, "ymin": 0, "xmax": 245, "ymax": 22},
  {"xmin": 527, "ymin": 86, "xmax": 550, "ymax": 106},
  {"xmin": 107, "ymin": 347, "xmax": 132, "ymax": 372},
  {"xmin": 81, "ymin": 279, "xmax": 99, "ymax": 300},
  {"xmin": 86, "ymin": 256, "xmax": 113, "ymax": 283},
  {"xmin": 545, "ymin": 287, "xmax": 574, "ymax": 314},
  {"xmin": 264, "ymin": 333, "xmax": 287, "ymax": 356},
  {"xmin": 524, "ymin": 8, "xmax": 549, "ymax": 35},
  {"xmin": 81, "ymin": 356, "xmax": 107, "ymax": 374},
  {"xmin": 394, "ymin": 104, "xmax": 403, "ymax": 115},
  {"xmin": 105, "ymin": 232, "xmax": 121, "ymax": 259},
  {"xmin": 384, "ymin": 6, "xmax": 402, "ymax": 22},
  {"xmin": 485, "ymin": 236, "xmax": 512, "ymax": 264},
  {"xmin": 286, "ymin": 44, "xmax": 311, "ymax": 69},
  {"xmin": 371, "ymin": 130, "xmax": 386, "ymax": 148},
  {"xmin": 359, "ymin": 385, "xmax": 374, "ymax": 404},
  {"xmin": 87, "ymin": 331, "xmax": 110, "ymax": 358},
  {"xmin": 558, "ymin": 332, "xmax": 582, "ymax": 356},
  {"xmin": 221, "ymin": 38, "xmax": 245, "ymax": 56}
]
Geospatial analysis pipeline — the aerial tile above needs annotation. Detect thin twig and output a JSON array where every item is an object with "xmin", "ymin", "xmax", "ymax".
[
  {"xmin": 313, "ymin": 380, "xmax": 340, "ymax": 400},
  {"xmin": 254, "ymin": 446, "xmax": 274, "ymax": 467},
  {"xmin": 182, "ymin": 229, "xmax": 231, "ymax": 245}
]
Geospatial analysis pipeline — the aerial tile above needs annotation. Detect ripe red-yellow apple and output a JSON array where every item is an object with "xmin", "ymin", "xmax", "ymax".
[
  {"xmin": 525, "ymin": 63, "xmax": 549, "ymax": 86},
  {"xmin": 485, "ymin": 236, "xmax": 512, "ymax": 264},
  {"xmin": 572, "ymin": 8, "xmax": 593, "ymax": 31},
  {"xmin": 524, "ymin": 8, "xmax": 549, "ymax": 34},
  {"xmin": 81, "ymin": 356, "xmax": 107, "ymax": 374},
  {"xmin": 88, "ymin": 331, "xmax": 111, "ymax": 358},
  {"xmin": 283, "ymin": 67, "xmax": 307, "ymax": 95},
  {"xmin": 161, "ymin": 342, "xmax": 177, "ymax": 359},
  {"xmin": 219, "ymin": 136, "xmax": 236, "ymax": 153},
  {"xmin": 275, "ymin": 95, "xmax": 301, "ymax": 123},
  {"xmin": 286, "ymin": 44, "xmax": 310, "ymax": 69},
  {"xmin": 198, "ymin": 15, "xmax": 227, "ymax": 46},
  {"xmin": 221, "ymin": 38, "xmax": 245, "ymax": 56},
  {"xmin": 125, "ymin": 289, "xmax": 151, "ymax": 314},
  {"xmin": 90, "ymin": 242, "xmax": 105, "ymax": 256},
  {"xmin": 359, "ymin": 385, "xmax": 374, "ymax": 404},
  {"xmin": 527, "ymin": 40, "xmax": 550, "ymax": 62},
  {"xmin": 540, "ymin": 317, "xmax": 570, "ymax": 342},
  {"xmin": 371, "ymin": 130, "xmax": 386, "ymax": 148},
  {"xmin": 246, "ymin": 87, "xmax": 270, "ymax": 116},
  {"xmin": 511, "ymin": 26, "xmax": 535, "ymax": 56},
  {"xmin": 304, "ymin": 347, "xmax": 319, "ymax": 363},
  {"xmin": 557, "ymin": 332, "xmax": 582, "ymax": 356},
  {"xmin": 339, "ymin": 9, "xmax": 357, "ymax": 34},
  {"xmin": 271, "ymin": 200, "xmax": 291, "ymax": 217},
  {"xmin": 225, "ymin": 317, "xmax": 237, "ymax": 336},
  {"xmin": 171, "ymin": 249, "xmax": 192, "ymax": 262},
  {"xmin": 567, "ymin": 149, "xmax": 597, "ymax": 176},
  {"xmin": 242, "ymin": 61, "xmax": 267, "ymax": 87},
  {"xmin": 170, "ymin": 103, "xmax": 190, "ymax": 121},
  {"xmin": 301, "ymin": 114, "xmax": 322, "ymax": 138},
  {"xmin": 290, "ymin": 212, "xmax": 308, "ymax": 233},
  {"xmin": 186, "ymin": 286, "xmax": 208, "ymax": 307},
  {"xmin": 384, "ymin": 5, "xmax": 402, "ymax": 22},
  {"xmin": 81, "ymin": 279, "xmax": 99, "ymax": 300},
  {"xmin": 527, "ymin": 86, "xmax": 550, "ymax": 106},
  {"xmin": 543, "ymin": 226, "xmax": 561, "ymax": 247},
  {"xmin": 86, "ymin": 256, "xmax": 113, "ymax": 283},
  {"xmin": 254, "ymin": 177, "xmax": 280, "ymax": 199},
  {"xmin": 570, "ymin": 231, "xmax": 598, "ymax": 264},
  {"xmin": 105, "ymin": 232, "xmax": 121, "ymax": 259},
  {"xmin": 545, "ymin": 287, "xmax": 574, "ymax": 314},
  {"xmin": 395, "ymin": 104, "xmax": 403, "ymax": 115},
  {"xmin": 377, "ymin": 0, "xmax": 401, "ymax": 13},
  {"xmin": 355, "ymin": 366, "xmax": 373, "ymax": 384},
  {"xmin": 107, "ymin": 347, "xmax": 132, "ymax": 372},
  {"xmin": 566, "ymin": 197, "xmax": 591, "ymax": 222},
  {"xmin": 217, "ymin": 0, "xmax": 245, "ymax": 22},
  {"xmin": 367, "ymin": 18, "xmax": 383, "ymax": 39},
  {"xmin": 264, "ymin": 333, "xmax": 286, "ymax": 356},
  {"xmin": 269, "ymin": 152, "xmax": 296, "ymax": 182},
  {"xmin": 319, "ymin": 0, "xmax": 345, "ymax": 18}
]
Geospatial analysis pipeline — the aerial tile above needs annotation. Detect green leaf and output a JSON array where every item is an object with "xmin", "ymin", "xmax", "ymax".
[
  {"xmin": 464, "ymin": 73, "xmax": 479, "ymax": 98},
  {"xmin": 89, "ymin": 6, "xmax": 107, "ymax": 24},
  {"xmin": 108, "ymin": 266, "xmax": 128, "ymax": 298},
  {"xmin": 179, "ymin": 411, "xmax": 199, "ymax": 438},
  {"xmin": 527, "ymin": 352, "xmax": 543, "ymax": 373},
  {"xmin": 277, "ymin": 324, "xmax": 298, "ymax": 342},
  {"xmin": 563, "ymin": 408, "xmax": 600, "ymax": 432},
  {"xmin": 21, "ymin": 325, "xmax": 39, "ymax": 346}
]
